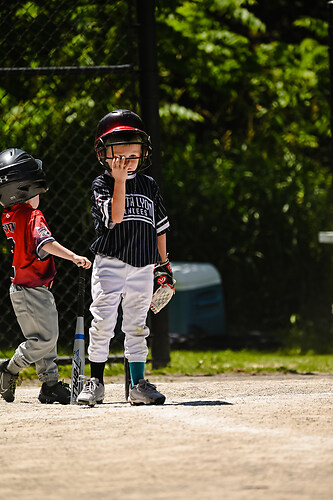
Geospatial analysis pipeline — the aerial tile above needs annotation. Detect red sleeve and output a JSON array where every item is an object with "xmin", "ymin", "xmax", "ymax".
[{"xmin": 29, "ymin": 211, "xmax": 55, "ymax": 260}]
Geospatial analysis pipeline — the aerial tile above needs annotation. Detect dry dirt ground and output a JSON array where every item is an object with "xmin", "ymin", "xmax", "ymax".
[{"xmin": 0, "ymin": 373, "xmax": 332, "ymax": 500}]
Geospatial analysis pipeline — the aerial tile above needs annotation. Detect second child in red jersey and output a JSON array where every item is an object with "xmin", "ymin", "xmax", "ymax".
[{"xmin": 0, "ymin": 148, "xmax": 91, "ymax": 404}]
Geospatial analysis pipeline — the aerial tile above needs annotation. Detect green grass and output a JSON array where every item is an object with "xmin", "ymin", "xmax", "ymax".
[
  {"xmin": 143, "ymin": 350, "xmax": 333, "ymax": 376},
  {"xmin": 6, "ymin": 349, "xmax": 333, "ymax": 381}
]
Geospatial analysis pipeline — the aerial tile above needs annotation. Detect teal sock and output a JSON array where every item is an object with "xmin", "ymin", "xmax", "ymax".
[{"xmin": 129, "ymin": 362, "xmax": 145, "ymax": 387}]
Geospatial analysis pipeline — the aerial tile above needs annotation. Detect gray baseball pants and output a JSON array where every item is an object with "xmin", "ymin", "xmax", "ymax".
[{"xmin": 7, "ymin": 284, "xmax": 59, "ymax": 384}]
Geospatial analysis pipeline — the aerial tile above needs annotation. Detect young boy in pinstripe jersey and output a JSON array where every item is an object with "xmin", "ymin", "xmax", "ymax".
[{"xmin": 78, "ymin": 109, "xmax": 173, "ymax": 406}]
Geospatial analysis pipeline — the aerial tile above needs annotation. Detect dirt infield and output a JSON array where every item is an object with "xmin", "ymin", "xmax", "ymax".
[{"xmin": 0, "ymin": 373, "xmax": 332, "ymax": 500}]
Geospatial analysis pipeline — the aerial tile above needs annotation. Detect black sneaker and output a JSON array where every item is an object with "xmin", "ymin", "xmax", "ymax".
[
  {"xmin": 38, "ymin": 381, "xmax": 70, "ymax": 405},
  {"xmin": 0, "ymin": 360, "xmax": 19, "ymax": 403}
]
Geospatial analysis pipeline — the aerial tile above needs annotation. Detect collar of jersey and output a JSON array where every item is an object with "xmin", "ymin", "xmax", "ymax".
[
  {"xmin": 104, "ymin": 171, "xmax": 137, "ymax": 180},
  {"xmin": 126, "ymin": 172, "xmax": 137, "ymax": 180}
]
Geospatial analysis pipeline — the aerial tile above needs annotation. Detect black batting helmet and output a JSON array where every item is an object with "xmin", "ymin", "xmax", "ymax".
[
  {"xmin": 0, "ymin": 148, "xmax": 48, "ymax": 208},
  {"xmin": 94, "ymin": 109, "xmax": 152, "ymax": 173}
]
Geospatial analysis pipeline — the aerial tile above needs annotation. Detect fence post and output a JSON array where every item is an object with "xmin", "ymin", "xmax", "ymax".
[{"xmin": 136, "ymin": 0, "xmax": 171, "ymax": 368}]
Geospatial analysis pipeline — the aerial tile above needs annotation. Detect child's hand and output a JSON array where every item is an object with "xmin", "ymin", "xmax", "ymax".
[
  {"xmin": 73, "ymin": 255, "xmax": 92, "ymax": 269},
  {"xmin": 111, "ymin": 155, "xmax": 130, "ymax": 181}
]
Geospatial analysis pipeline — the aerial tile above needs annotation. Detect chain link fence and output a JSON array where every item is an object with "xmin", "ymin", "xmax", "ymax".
[{"xmin": 0, "ymin": 0, "xmax": 141, "ymax": 355}]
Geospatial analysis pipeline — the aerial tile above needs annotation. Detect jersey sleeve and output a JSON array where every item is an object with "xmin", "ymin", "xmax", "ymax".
[
  {"xmin": 30, "ymin": 212, "xmax": 55, "ymax": 260},
  {"xmin": 153, "ymin": 181, "xmax": 170, "ymax": 236},
  {"xmin": 91, "ymin": 175, "xmax": 116, "ymax": 232}
]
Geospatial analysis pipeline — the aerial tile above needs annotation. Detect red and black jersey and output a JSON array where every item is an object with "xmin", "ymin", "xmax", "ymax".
[{"xmin": 1, "ymin": 203, "xmax": 56, "ymax": 287}]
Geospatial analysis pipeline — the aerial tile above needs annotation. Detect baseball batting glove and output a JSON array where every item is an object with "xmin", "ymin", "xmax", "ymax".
[{"xmin": 150, "ymin": 257, "xmax": 176, "ymax": 314}]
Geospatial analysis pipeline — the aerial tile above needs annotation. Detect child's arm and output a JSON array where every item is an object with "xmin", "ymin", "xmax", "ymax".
[
  {"xmin": 42, "ymin": 241, "xmax": 91, "ymax": 268},
  {"xmin": 110, "ymin": 156, "xmax": 129, "ymax": 223},
  {"xmin": 157, "ymin": 233, "xmax": 168, "ymax": 264},
  {"xmin": 111, "ymin": 178, "xmax": 126, "ymax": 223}
]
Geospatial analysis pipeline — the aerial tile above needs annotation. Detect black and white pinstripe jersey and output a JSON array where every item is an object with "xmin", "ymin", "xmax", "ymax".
[{"xmin": 90, "ymin": 172, "xmax": 170, "ymax": 267}]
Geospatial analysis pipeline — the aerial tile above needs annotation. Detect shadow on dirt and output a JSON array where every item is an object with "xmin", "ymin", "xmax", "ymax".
[{"xmin": 171, "ymin": 400, "xmax": 233, "ymax": 406}]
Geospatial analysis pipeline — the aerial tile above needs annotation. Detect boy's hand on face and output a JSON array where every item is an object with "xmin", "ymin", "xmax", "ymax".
[{"xmin": 110, "ymin": 156, "xmax": 130, "ymax": 182}]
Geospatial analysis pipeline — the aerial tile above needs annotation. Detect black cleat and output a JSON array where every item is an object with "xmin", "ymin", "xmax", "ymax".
[
  {"xmin": 38, "ymin": 380, "xmax": 71, "ymax": 405},
  {"xmin": 0, "ymin": 360, "xmax": 19, "ymax": 403}
]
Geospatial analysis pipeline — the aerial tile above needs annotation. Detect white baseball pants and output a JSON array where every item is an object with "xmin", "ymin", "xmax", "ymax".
[{"xmin": 88, "ymin": 255, "xmax": 154, "ymax": 363}]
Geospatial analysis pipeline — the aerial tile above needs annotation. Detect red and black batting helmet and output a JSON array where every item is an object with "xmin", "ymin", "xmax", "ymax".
[
  {"xmin": 94, "ymin": 109, "xmax": 152, "ymax": 173},
  {"xmin": 0, "ymin": 148, "xmax": 48, "ymax": 208}
]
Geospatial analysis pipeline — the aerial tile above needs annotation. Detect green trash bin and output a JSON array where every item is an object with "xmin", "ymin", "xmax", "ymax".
[{"xmin": 168, "ymin": 262, "xmax": 226, "ymax": 344}]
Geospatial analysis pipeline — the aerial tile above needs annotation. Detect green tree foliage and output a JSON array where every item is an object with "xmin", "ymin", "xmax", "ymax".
[
  {"xmin": 0, "ymin": 0, "xmax": 133, "ymax": 154},
  {"xmin": 156, "ymin": 0, "xmax": 332, "ymax": 348},
  {"xmin": 0, "ymin": 0, "xmax": 332, "ymax": 351}
]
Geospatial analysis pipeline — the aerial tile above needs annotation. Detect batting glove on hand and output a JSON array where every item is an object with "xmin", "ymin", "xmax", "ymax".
[{"xmin": 150, "ymin": 257, "xmax": 176, "ymax": 314}]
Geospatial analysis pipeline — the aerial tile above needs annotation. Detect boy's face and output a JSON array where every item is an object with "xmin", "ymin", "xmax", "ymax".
[
  {"xmin": 25, "ymin": 195, "xmax": 39, "ymax": 209},
  {"xmin": 106, "ymin": 143, "xmax": 142, "ymax": 174}
]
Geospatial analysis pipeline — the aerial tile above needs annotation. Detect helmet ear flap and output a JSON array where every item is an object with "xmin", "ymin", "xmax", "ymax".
[
  {"xmin": 138, "ymin": 135, "xmax": 152, "ymax": 171},
  {"xmin": 139, "ymin": 144, "xmax": 149, "ymax": 168},
  {"xmin": 95, "ymin": 138, "xmax": 107, "ymax": 166},
  {"xmin": 142, "ymin": 143, "xmax": 148, "ymax": 159}
]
